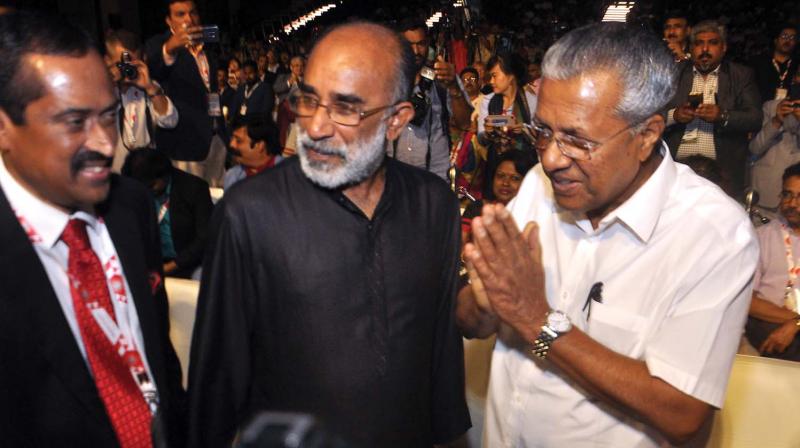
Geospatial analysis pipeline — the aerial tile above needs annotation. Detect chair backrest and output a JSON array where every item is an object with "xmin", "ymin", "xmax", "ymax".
[
  {"xmin": 706, "ymin": 354, "xmax": 800, "ymax": 447},
  {"xmin": 165, "ymin": 277, "xmax": 200, "ymax": 388}
]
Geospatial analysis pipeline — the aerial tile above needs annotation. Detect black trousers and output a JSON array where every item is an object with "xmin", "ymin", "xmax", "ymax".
[{"xmin": 745, "ymin": 317, "xmax": 800, "ymax": 362}]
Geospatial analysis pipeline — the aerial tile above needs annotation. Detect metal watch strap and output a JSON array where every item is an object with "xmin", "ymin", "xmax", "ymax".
[{"xmin": 532, "ymin": 325, "xmax": 559, "ymax": 359}]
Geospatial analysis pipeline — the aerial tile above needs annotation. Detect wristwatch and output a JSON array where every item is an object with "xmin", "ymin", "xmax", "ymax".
[
  {"xmin": 532, "ymin": 310, "xmax": 572, "ymax": 359},
  {"xmin": 719, "ymin": 109, "xmax": 730, "ymax": 127}
]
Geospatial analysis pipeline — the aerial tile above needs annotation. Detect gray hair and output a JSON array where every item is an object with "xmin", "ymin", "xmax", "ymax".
[
  {"xmin": 541, "ymin": 22, "xmax": 676, "ymax": 126},
  {"xmin": 690, "ymin": 20, "xmax": 726, "ymax": 45}
]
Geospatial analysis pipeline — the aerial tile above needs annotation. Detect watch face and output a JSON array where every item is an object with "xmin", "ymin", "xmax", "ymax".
[{"xmin": 547, "ymin": 310, "xmax": 572, "ymax": 333}]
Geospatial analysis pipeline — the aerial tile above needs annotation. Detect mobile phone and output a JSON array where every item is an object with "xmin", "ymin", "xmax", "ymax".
[
  {"xmin": 688, "ymin": 93, "xmax": 703, "ymax": 109},
  {"xmin": 199, "ymin": 25, "xmax": 220, "ymax": 43},
  {"xmin": 486, "ymin": 115, "xmax": 515, "ymax": 127}
]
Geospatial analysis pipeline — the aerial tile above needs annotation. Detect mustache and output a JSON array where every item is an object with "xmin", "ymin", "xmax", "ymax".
[
  {"xmin": 699, "ymin": 52, "xmax": 711, "ymax": 59},
  {"xmin": 299, "ymin": 138, "xmax": 347, "ymax": 159},
  {"xmin": 70, "ymin": 150, "xmax": 112, "ymax": 175},
  {"xmin": 227, "ymin": 147, "xmax": 242, "ymax": 157}
]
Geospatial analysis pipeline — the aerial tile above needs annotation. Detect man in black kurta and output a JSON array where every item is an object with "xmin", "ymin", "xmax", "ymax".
[{"xmin": 187, "ymin": 21, "xmax": 470, "ymax": 448}]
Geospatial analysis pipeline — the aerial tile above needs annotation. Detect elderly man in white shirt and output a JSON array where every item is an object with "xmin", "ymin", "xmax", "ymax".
[{"xmin": 457, "ymin": 23, "xmax": 758, "ymax": 447}]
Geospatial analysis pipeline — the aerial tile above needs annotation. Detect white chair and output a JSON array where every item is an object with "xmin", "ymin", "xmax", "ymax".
[
  {"xmin": 706, "ymin": 354, "xmax": 800, "ymax": 447},
  {"xmin": 165, "ymin": 277, "xmax": 200, "ymax": 387}
]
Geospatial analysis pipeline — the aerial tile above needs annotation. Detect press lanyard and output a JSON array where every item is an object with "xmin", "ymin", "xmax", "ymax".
[
  {"xmin": 244, "ymin": 81, "xmax": 260, "ymax": 100},
  {"xmin": 773, "ymin": 58, "xmax": 792, "ymax": 86},
  {"xmin": 157, "ymin": 199, "xmax": 170, "ymax": 224},
  {"xmin": 16, "ymin": 212, "xmax": 160, "ymax": 414},
  {"xmin": 780, "ymin": 224, "xmax": 800, "ymax": 312}
]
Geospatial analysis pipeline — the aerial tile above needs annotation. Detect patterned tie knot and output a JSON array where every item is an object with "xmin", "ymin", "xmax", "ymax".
[{"xmin": 61, "ymin": 218, "xmax": 91, "ymax": 251}]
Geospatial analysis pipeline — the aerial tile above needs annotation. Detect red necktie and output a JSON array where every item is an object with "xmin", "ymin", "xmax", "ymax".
[{"xmin": 61, "ymin": 218, "xmax": 153, "ymax": 448}]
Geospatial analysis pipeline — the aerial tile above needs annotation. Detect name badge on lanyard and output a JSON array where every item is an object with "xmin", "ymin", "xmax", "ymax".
[
  {"xmin": 207, "ymin": 93, "xmax": 222, "ymax": 117},
  {"xmin": 158, "ymin": 200, "xmax": 170, "ymax": 224}
]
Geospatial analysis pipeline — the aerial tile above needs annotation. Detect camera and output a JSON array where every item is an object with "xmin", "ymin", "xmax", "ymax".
[
  {"xmin": 409, "ymin": 90, "xmax": 431, "ymax": 127},
  {"xmin": 116, "ymin": 51, "xmax": 138, "ymax": 82}
]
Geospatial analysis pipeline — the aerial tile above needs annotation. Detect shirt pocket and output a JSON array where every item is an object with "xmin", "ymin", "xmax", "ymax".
[{"xmin": 587, "ymin": 302, "xmax": 648, "ymax": 356}]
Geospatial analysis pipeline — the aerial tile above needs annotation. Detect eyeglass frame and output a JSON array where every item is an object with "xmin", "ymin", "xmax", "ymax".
[
  {"xmin": 779, "ymin": 190, "xmax": 800, "ymax": 202},
  {"xmin": 289, "ymin": 91, "xmax": 403, "ymax": 127},
  {"xmin": 778, "ymin": 32, "xmax": 797, "ymax": 41},
  {"xmin": 525, "ymin": 118, "xmax": 644, "ymax": 161}
]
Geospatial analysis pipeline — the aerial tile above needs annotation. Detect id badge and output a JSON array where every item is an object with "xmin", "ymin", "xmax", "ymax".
[
  {"xmin": 776, "ymin": 88, "xmax": 788, "ymax": 100},
  {"xmin": 240, "ymin": 104, "xmax": 248, "ymax": 115},
  {"xmin": 207, "ymin": 93, "xmax": 222, "ymax": 117}
]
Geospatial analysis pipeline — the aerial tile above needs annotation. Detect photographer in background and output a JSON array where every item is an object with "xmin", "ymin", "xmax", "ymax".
[
  {"xmin": 146, "ymin": 0, "xmax": 227, "ymax": 187},
  {"xmin": 750, "ymin": 71, "xmax": 800, "ymax": 210},
  {"xmin": 477, "ymin": 52, "xmax": 537, "ymax": 198},
  {"xmin": 395, "ymin": 18, "xmax": 472, "ymax": 181},
  {"xmin": 105, "ymin": 29, "xmax": 178, "ymax": 173}
]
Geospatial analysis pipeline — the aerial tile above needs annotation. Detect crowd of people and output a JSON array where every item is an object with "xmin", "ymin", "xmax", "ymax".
[{"xmin": 3, "ymin": 0, "xmax": 800, "ymax": 447}]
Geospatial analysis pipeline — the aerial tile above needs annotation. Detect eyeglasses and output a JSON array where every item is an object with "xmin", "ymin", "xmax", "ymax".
[
  {"xmin": 289, "ymin": 92, "xmax": 399, "ymax": 127},
  {"xmin": 526, "ymin": 120, "xmax": 641, "ymax": 161},
  {"xmin": 779, "ymin": 33, "xmax": 797, "ymax": 41},
  {"xmin": 462, "ymin": 76, "xmax": 479, "ymax": 83},
  {"xmin": 779, "ymin": 190, "xmax": 800, "ymax": 202}
]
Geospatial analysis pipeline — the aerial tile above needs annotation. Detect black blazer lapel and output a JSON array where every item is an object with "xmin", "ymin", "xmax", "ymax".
[
  {"xmin": 0, "ymin": 189, "xmax": 108, "ymax": 423},
  {"xmin": 717, "ymin": 61, "xmax": 732, "ymax": 111},
  {"xmin": 102, "ymin": 190, "xmax": 170, "ymax": 390}
]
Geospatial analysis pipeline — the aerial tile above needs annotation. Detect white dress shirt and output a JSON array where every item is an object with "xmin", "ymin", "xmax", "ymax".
[
  {"xmin": 483, "ymin": 144, "xmax": 758, "ymax": 447},
  {"xmin": 0, "ymin": 157, "xmax": 156, "ymax": 385},
  {"xmin": 119, "ymin": 85, "xmax": 178, "ymax": 149},
  {"xmin": 674, "ymin": 67, "xmax": 720, "ymax": 160}
]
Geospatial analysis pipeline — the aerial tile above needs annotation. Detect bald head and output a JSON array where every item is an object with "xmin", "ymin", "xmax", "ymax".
[{"xmin": 309, "ymin": 21, "xmax": 415, "ymax": 103}]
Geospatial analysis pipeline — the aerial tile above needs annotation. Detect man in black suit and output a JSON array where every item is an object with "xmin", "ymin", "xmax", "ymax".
[
  {"xmin": 146, "ymin": 0, "xmax": 226, "ymax": 187},
  {"xmin": 0, "ymin": 11, "xmax": 185, "ymax": 447},
  {"xmin": 663, "ymin": 19, "xmax": 762, "ymax": 196},
  {"xmin": 123, "ymin": 149, "xmax": 213, "ymax": 279},
  {"xmin": 230, "ymin": 59, "xmax": 275, "ymax": 124}
]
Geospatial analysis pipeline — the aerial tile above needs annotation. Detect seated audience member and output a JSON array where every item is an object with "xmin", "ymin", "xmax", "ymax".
[
  {"xmin": 461, "ymin": 150, "xmax": 535, "ymax": 243},
  {"xmin": 750, "ymin": 71, "xmax": 800, "ymax": 210},
  {"xmin": 104, "ymin": 29, "xmax": 178, "ymax": 173},
  {"xmin": 224, "ymin": 116, "xmax": 281, "ymax": 189},
  {"xmin": 746, "ymin": 162, "xmax": 800, "ymax": 361},
  {"xmin": 229, "ymin": 59, "xmax": 275, "ymax": 123},
  {"xmin": 123, "ymin": 149, "xmax": 213, "ymax": 278}
]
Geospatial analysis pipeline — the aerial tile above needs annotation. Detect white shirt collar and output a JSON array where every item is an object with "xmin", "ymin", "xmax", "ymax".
[
  {"xmin": 692, "ymin": 64, "xmax": 721, "ymax": 77},
  {"xmin": 573, "ymin": 141, "xmax": 675, "ymax": 243},
  {"xmin": 0, "ymin": 155, "xmax": 100, "ymax": 248}
]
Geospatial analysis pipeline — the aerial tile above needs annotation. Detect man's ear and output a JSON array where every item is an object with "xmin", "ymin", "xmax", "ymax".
[
  {"xmin": 254, "ymin": 140, "xmax": 267, "ymax": 154},
  {"xmin": 385, "ymin": 102, "xmax": 415, "ymax": 141},
  {"xmin": 636, "ymin": 114, "xmax": 666, "ymax": 162},
  {"xmin": 0, "ymin": 108, "xmax": 15, "ymax": 154}
]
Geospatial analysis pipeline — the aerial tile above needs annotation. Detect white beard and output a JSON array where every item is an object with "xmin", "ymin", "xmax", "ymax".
[{"xmin": 296, "ymin": 121, "xmax": 387, "ymax": 189}]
